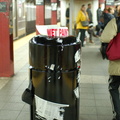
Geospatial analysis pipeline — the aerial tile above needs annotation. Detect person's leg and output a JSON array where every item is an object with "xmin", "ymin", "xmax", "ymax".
[
  {"xmin": 88, "ymin": 29, "xmax": 93, "ymax": 43},
  {"xmin": 66, "ymin": 19, "xmax": 69, "ymax": 29},
  {"xmin": 108, "ymin": 76, "xmax": 120, "ymax": 120},
  {"xmin": 80, "ymin": 29, "xmax": 86, "ymax": 47},
  {"xmin": 96, "ymin": 28, "xmax": 100, "ymax": 36},
  {"xmin": 96, "ymin": 22, "xmax": 101, "ymax": 36}
]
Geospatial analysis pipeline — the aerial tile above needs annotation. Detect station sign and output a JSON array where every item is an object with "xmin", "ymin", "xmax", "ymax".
[
  {"xmin": 51, "ymin": 3, "xmax": 57, "ymax": 11},
  {"xmin": 106, "ymin": 0, "xmax": 114, "ymax": 5},
  {"xmin": 36, "ymin": 0, "xmax": 44, "ymax": 5},
  {"xmin": 0, "ymin": 2, "xmax": 7, "ymax": 12}
]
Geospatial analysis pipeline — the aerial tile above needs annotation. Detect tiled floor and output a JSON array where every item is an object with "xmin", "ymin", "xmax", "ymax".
[
  {"xmin": 0, "ymin": 33, "xmax": 114, "ymax": 120},
  {"xmin": 0, "ymin": 33, "xmax": 35, "ymax": 120},
  {"xmin": 80, "ymin": 39, "xmax": 112, "ymax": 120}
]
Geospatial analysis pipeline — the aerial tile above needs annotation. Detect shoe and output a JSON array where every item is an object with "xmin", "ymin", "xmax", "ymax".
[
  {"xmin": 112, "ymin": 116, "xmax": 120, "ymax": 120},
  {"xmin": 96, "ymin": 35, "xmax": 99, "ymax": 38},
  {"xmin": 89, "ymin": 40, "xmax": 94, "ymax": 43},
  {"xmin": 93, "ymin": 34, "xmax": 99, "ymax": 38}
]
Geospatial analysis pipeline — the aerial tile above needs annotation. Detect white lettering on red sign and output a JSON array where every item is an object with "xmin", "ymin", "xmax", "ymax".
[
  {"xmin": 59, "ymin": 29, "xmax": 68, "ymax": 37},
  {"xmin": 47, "ymin": 29, "xmax": 68, "ymax": 37}
]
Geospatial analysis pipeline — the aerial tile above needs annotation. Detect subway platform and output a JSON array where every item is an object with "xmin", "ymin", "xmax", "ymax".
[{"xmin": 0, "ymin": 33, "xmax": 113, "ymax": 120}]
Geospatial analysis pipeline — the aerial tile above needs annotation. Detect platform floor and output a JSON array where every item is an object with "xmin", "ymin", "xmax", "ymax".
[{"xmin": 0, "ymin": 33, "xmax": 114, "ymax": 120}]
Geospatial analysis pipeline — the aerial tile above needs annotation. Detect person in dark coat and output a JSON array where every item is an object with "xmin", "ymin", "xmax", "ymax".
[
  {"xmin": 114, "ymin": 5, "xmax": 120, "ymax": 17},
  {"xmin": 97, "ymin": 3, "xmax": 102, "ymax": 24},
  {"xmin": 66, "ymin": 5, "xmax": 70, "ymax": 28},
  {"xmin": 86, "ymin": 3, "xmax": 92, "ymax": 22},
  {"xmin": 103, "ymin": 7, "xmax": 115, "ymax": 28}
]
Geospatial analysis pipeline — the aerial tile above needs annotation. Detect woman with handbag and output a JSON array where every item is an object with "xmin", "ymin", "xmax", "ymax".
[
  {"xmin": 76, "ymin": 4, "xmax": 89, "ymax": 47},
  {"xmin": 100, "ymin": 10, "xmax": 120, "ymax": 120}
]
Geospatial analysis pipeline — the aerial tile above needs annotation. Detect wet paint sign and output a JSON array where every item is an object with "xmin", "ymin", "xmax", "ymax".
[
  {"xmin": 47, "ymin": 29, "xmax": 68, "ymax": 37},
  {"xmin": 36, "ymin": 25, "xmax": 68, "ymax": 37}
]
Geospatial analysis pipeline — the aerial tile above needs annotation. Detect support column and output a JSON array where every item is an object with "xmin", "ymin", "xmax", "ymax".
[
  {"xmin": 51, "ymin": 0, "xmax": 57, "ymax": 24},
  {"xmin": 69, "ymin": 0, "xmax": 74, "ymax": 35},
  {"xmin": 0, "ymin": 0, "xmax": 14, "ymax": 77},
  {"xmin": 36, "ymin": 0, "xmax": 45, "ymax": 34}
]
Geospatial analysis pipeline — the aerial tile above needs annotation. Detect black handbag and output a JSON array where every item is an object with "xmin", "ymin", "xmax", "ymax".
[
  {"xmin": 100, "ymin": 43, "xmax": 108, "ymax": 60},
  {"xmin": 22, "ymin": 80, "xmax": 34, "ymax": 105}
]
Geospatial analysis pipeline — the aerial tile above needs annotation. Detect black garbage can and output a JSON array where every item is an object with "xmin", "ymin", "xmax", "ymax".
[{"xmin": 29, "ymin": 35, "xmax": 81, "ymax": 120}]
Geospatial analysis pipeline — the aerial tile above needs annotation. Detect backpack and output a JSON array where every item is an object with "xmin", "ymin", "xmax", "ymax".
[
  {"xmin": 100, "ymin": 17, "xmax": 120, "ymax": 60},
  {"xmin": 106, "ymin": 17, "xmax": 120, "ymax": 60}
]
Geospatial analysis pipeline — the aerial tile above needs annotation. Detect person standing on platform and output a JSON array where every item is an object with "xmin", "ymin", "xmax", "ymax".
[
  {"xmin": 76, "ymin": 4, "xmax": 89, "ymax": 47},
  {"xmin": 103, "ymin": 7, "xmax": 115, "ymax": 29},
  {"xmin": 66, "ymin": 5, "xmax": 70, "ymax": 29},
  {"xmin": 114, "ymin": 5, "xmax": 120, "ymax": 17},
  {"xmin": 87, "ymin": 3, "xmax": 92, "ymax": 23},
  {"xmin": 101, "ymin": 9, "xmax": 120, "ymax": 120},
  {"xmin": 97, "ymin": 3, "xmax": 102, "ymax": 24},
  {"xmin": 86, "ymin": 3, "xmax": 96, "ymax": 43},
  {"xmin": 96, "ymin": 3, "xmax": 103, "ymax": 36}
]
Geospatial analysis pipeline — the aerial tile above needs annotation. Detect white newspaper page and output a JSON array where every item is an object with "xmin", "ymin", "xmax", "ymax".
[
  {"xmin": 35, "ymin": 95, "xmax": 69, "ymax": 120},
  {"xmin": 74, "ymin": 49, "xmax": 81, "ymax": 63}
]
